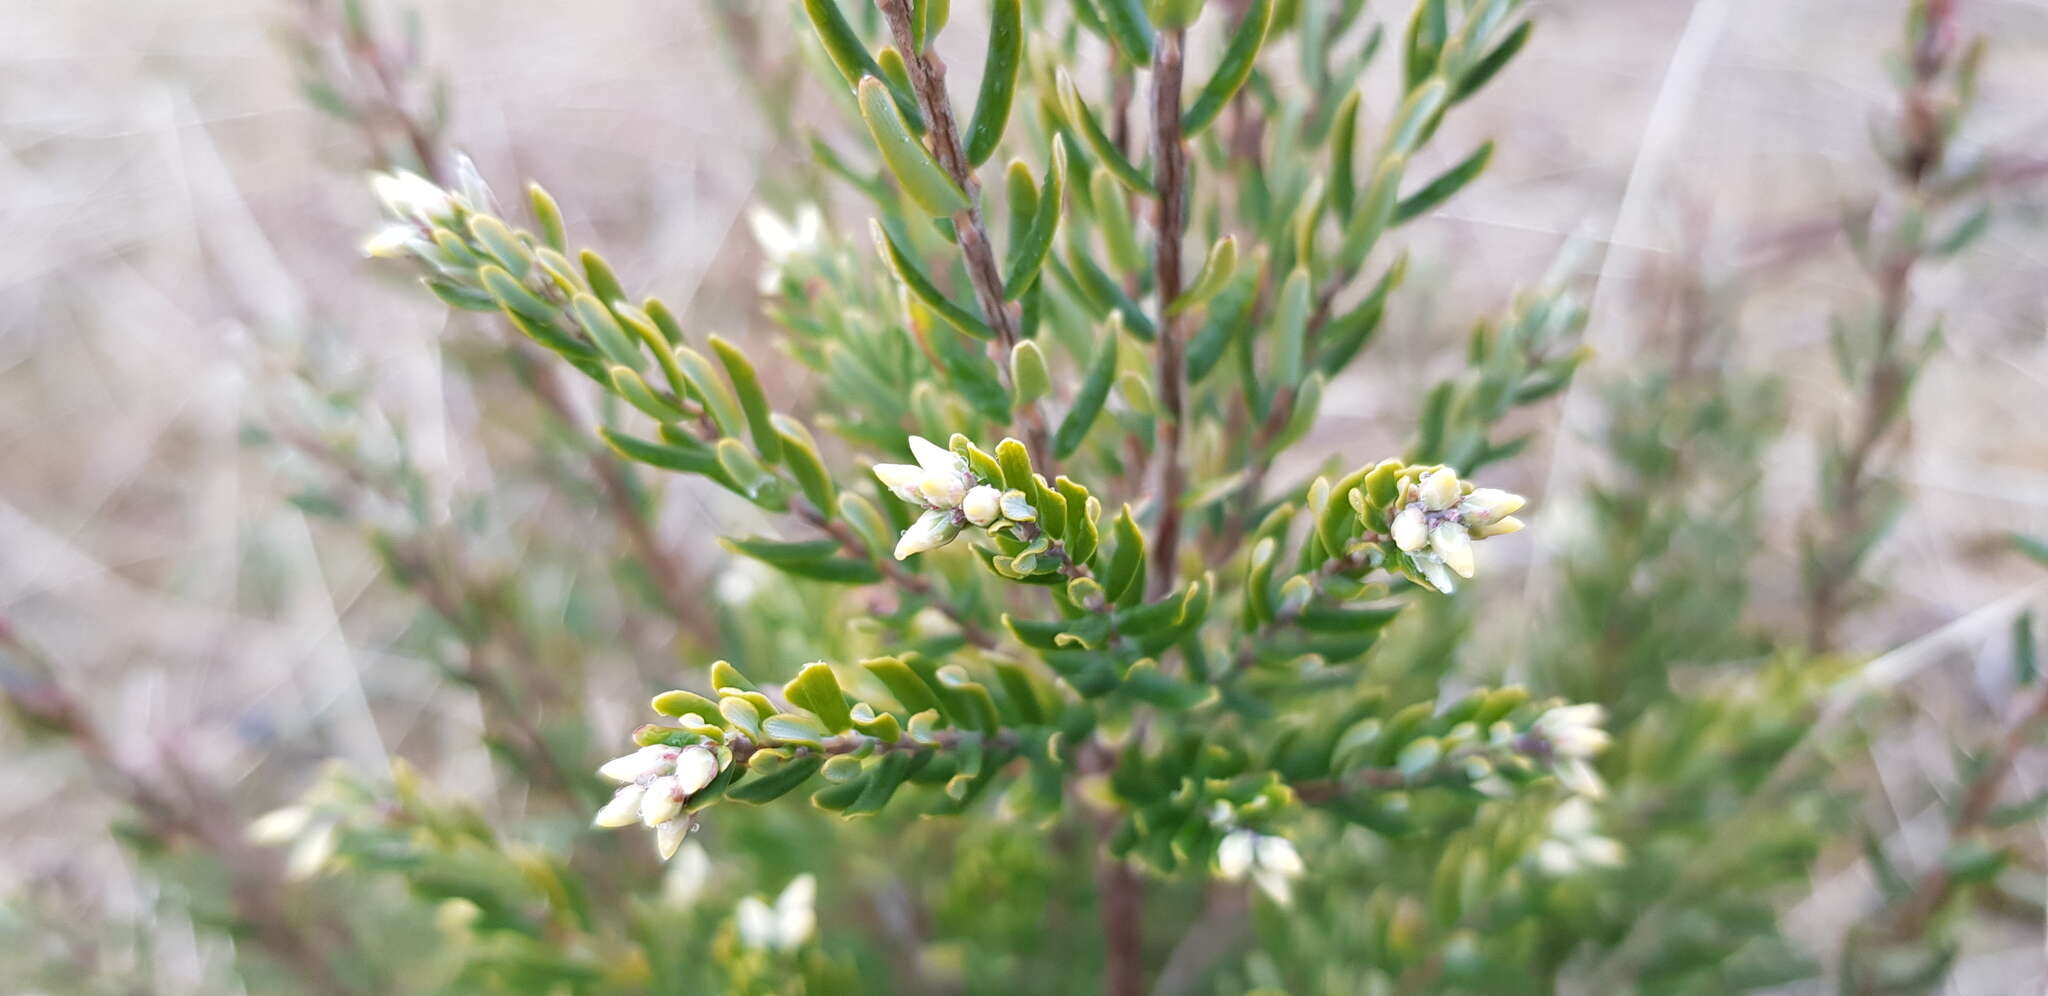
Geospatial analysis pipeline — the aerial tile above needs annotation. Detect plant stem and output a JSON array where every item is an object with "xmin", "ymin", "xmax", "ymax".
[
  {"xmin": 873, "ymin": 0, "xmax": 1054, "ymax": 465},
  {"xmin": 1148, "ymin": 29, "xmax": 1191, "ymax": 600},
  {"xmin": 1099, "ymin": 836, "xmax": 1147, "ymax": 996}
]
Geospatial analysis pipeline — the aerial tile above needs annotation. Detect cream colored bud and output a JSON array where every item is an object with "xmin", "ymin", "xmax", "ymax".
[
  {"xmin": 961, "ymin": 485, "xmax": 1002, "ymax": 526},
  {"xmin": 873, "ymin": 463, "xmax": 927, "ymax": 504},
  {"xmin": 894, "ymin": 508, "xmax": 963, "ymax": 559},
  {"xmin": 1418, "ymin": 468, "xmax": 1462, "ymax": 511},
  {"xmin": 593, "ymin": 784, "xmax": 646, "ymax": 827},
  {"xmin": 640, "ymin": 775, "xmax": 683, "ymax": 826},
  {"xmin": 1391, "ymin": 504, "xmax": 1428, "ymax": 552},
  {"xmin": 598, "ymin": 744, "xmax": 676, "ymax": 784},
  {"xmin": 1460, "ymin": 488, "xmax": 1525, "ymax": 525},
  {"xmin": 655, "ymin": 817, "xmax": 689, "ymax": 861},
  {"xmin": 1430, "ymin": 521, "xmax": 1476, "ymax": 579},
  {"xmin": 1477, "ymin": 515, "xmax": 1525, "ymax": 538},
  {"xmin": 672, "ymin": 745, "xmax": 720, "ymax": 796}
]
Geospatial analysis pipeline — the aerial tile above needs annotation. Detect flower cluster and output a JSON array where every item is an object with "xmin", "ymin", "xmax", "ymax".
[
  {"xmin": 1375, "ymin": 466, "xmax": 1526, "ymax": 593},
  {"xmin": 593, "ymin": 743, "xmax": 723, "ymax": 860},
  {"xmin": 1215, "ymin": 828, "xmax": 1308, "ymax": 905},
  {"xmin": 1533, "ymin": 797, "xmax": 1625, "ymax": 876},
  {"xmin": 1529, "ymin": 703, "xmax": 1610, "ymax": 798},
  {"xmin": 874, "ymin": 435, "xmax": 1035, "ymax": 559},
  {"xmin": 360, "ymin": 159, "xmax": 492, "ymax": 262}
]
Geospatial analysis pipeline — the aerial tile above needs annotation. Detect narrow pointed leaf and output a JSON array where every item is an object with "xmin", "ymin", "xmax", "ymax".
[{"xmin": 857, "ymin": 77, "xmax": 968, "ymax": 216}]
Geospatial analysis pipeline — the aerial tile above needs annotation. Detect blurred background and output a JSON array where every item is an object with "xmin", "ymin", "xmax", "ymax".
[{"xmin": 4, "ymin": 0, "xmax": 2047, "ymax": 992}]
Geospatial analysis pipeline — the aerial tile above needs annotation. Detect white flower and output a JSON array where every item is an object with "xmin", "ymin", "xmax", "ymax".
[
  {"xmin": 748, "ymin": 204, "xmax": 824, "ymax": 293},
  {"xmin": 874, "ymin": 435, "xmax": 974, "ymax": 511},
  {"xmin": 372, "ymin": 169, "xmax": 458, "ymax": 224},
  {"xmin": 248, "ymin": 805, "xmax": 312, "ymax": 845},
  {"xmin": 961, "ymin": 485, "xmax": 1003, "ymax": 527},
  {"xmin": 592, "ymin": 743, "xmax": 723, "ymax": 859},
  {"xmin": 1532, "ymin": 704, "xmax": 1611, "ymax": 798},
  {"xmin": 248, "ymin": 805, "xmax": 340, "ymax": 880},
  {"xmin": 1216, "ymin": 829, "xmax": 1306, "ymax": 905},
  {"xmin": 285, "ymin": 821, "xmax": 338, "ymax": 881},
  {"xmin": 1534, "ymin": 797, "xmax": 1625, "ymax": 875},
  {"xmin": 1384, "ymin": 467, "xmax": 1528, "ymax": 592},
  {"xmin": 663, "ymin": 841, "xmax": 713, "ymax": 907},
  {"xmin": 737, "ymin": 874, "xmax": 818, "ymax": 952},
  {"xmin": 361, "ymin": 224, "xmax": 425, "ymax": 259}
]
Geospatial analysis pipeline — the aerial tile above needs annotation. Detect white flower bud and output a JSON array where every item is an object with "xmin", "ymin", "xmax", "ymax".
[
  {"xmin": 640, "ymin": 775, "xmax": 683, "ymax": 827},
  {"xmin": 1477, "ymin": 515, "xmax": 1525, "ymax": 538},
  {"xmin": 1216, "ymin": 829, "xmax": 1256, "ymax": 878},
  {"xmin": 593, "ymin": 784, "xmax": 646, "ymax": 827},
  {"xmin": 248, "ymin": 806, "xmax": 312, "ymax": 845},
  {"xmin": 919, "ymin": 472, "xmax": 969, "ymax": 509},
  {"xmin": 961, "ymin": 485, "xmax": 1002, "ymax": 526},
  {"xmin": 894, "ymin": 508, "xmax": 963, "ymax": 559},
  {"xmin": 672, "ymin": 745, "xmax": 720, "ymax": 796},
  {"xmin": 1430, "ymin": 520, "xmax": 1476, "ymax": 579},
  {"xmin": 655, "ymin": 816, "xmax": 689, "ymax": 861},
  {"xmin": 1392, "ymin": 503, "xmax": 1429, "ymax": 552},
  {"xmin": 1412, "ymin": 552, "xmax": 1458, "ymax": 594},
  {"xmin": 361, "ymin": 224, "xmax": 422, "ymax": 259},
  {"xmin": 598, "ymin": 744, "xmax": 676, "ymax": 784},
  {"xmin": 1418, "ymin": 468, "xmax": 1462, "ymax": 511},
  {"xmin": 372, "ymin": 170, "xmax": 455, "ymax": 223},
  {"xmin": 1460, "ymin": 488, "xmax": 1525, "ymax": 525},
  {"xmin": 873, "ymin": 463, "xmax": 928, "ymax": 504},
  {"xmin": 1255, "ymin": 835, "xmax": 1304, "ymax": 877}
]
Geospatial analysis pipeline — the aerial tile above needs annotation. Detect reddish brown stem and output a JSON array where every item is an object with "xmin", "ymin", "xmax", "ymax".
[{"xmin": 1148, "ymin": 30, "xmax": 1191, "ymax": 600}]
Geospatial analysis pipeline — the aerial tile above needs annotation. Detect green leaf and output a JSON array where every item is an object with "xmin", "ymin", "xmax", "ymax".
[
  {"xmin": 1452, "ymin": 20, "xmax": 1531, "ymax": 102},
  {"xmin": 1096, "ymin": 0, "xmax": 1155, "ymax": 63},
  {"xmin": 609, "ymin": 365, "xmax": 688, "ymax": 422},
  {"xmin": 995, "ymin": 437, "xmax": 1036, "ymax": 492},
  {"xmin": 1169, "ymin": 236, "xmax": 1238, "ymax": 316},
  {"xmin": 478, "ymin": 264, "xmax": 554, "ymax": 324},
  {"xmin": 1330, "ymin": 89, "xmax": 1362, "ymax": 219},
  {"xmin": 716, "ymin": 438, "xmax": 783, "ymax": 506},
  {"xmin": 1338, "ymin": 154, "xmax": 1407, "ymax": 272},
  {"xmin": 708, "ymin": 335, "xmax": 784, "ymax": 464},
  {"xmin": 467, "ymin": 214, "xmax": 532, "ymax": 277},
  {"xmin": 775, "ymin": 415, "xmax": 838, "ymax": 515},
  {"xmin": 785, "ymin": 662, "xmax": 855, "ymax": 733},
  {"xmin": 720, "ymin": 536, "xmax": 843, "ymax": 564},
  {"xmin": 1272, "ymin": 267, "xmax": 1311, "ymax": 389},
  {"xmin": 1010, "ymin": 340, "xmax": 1051, "ymax": 404},
  {"xmin": 872, "ymin": 220, "xmax": 993, "ymax": 338},
  {"xmin": 1003, "ymin": 142, "xmax": 1068, "ymax": 298},
  {"xmin": 572, "ymin": 293, "xmax": 643, "ymax": 370},
  {"xmin": 673, "ymin": 345, "xmax": 747, "ymax": 438},
  {"xmin": 1055, "ymin": 315, "xmax": 1122, "ymax": 458},
  {"xmin": 526, "ymin": 183, "xmax": 567, "ymax": 253},
  {"xmin": 1103, "ymin": 504, "xmax": 1147, "ymax": 606},
  {"xmin": 1404, "ymin": 0, "xmax": 1448, "ymax": 89},
  {"xmin": 726, "ymin": 756, "xmax": 824, "ymax": 804},
  {"xmin": 1389, "ymin": 78, "xmax": 1450, "ymax": 156},
  {"xmin": 1089, "ymin": 168, "xmax": 1146, "ymax": 275},
  {"xmin": 762, "ymin": 712, "xmax": 831, "ymax": 746},
  {"xmin": 651, "ymin": 689, "xmax": 722, "ymax": 720},
  {"xmin": 599, "ymin": 425, "xmax": 720, "ymax": 477},
  {"xmin": 1055, "ymin": 71, "xmax": 1155, "ymax": 196},
  {"xmin": 802, "ymin": 0, "xmax": 926, "ymax": 130},
  {"xmin": 963, "ymin": 0, "xmax": 1022, "ymax": 166},
  {"xmin": 862, "ymin": 656, "xmax": 944, "ymax": 716},
  {"xmin": 1392, "ymin": 141, "xmax": 1492, "ymax": 224},
  {"xmin": 858, "ymin": 77, "xmax": 969, "ymax": 216},
  {"xmin": 1182, "ymin": 0, "xmax": 1272, "ymax": 136}
]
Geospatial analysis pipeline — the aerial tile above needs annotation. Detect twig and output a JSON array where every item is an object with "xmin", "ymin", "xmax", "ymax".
[
  {"xmin": 1147, "ymin": 30, "xmax": 1191, "ymax": 600},
  {"xmin": 873, "ymin": 0, "xmax": 1054, "ymax": 465}
]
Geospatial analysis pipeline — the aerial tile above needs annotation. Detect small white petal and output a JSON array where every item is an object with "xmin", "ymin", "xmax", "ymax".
[
  {"xmin": 1251, "ymin": 867, "xmax": 1295, "ymax": 905},
  {"xmin": 961, "ymin": 485, "xmax": 1002, "ymax": 527},
  {"xmin": 663, "ymin": 841, "xmax": 712, "ymax": 905},
  {"xmin": 776, "ymin": 874, "xmax": 818, "ymax": 949},
  {"xmin": 655, "ymin": 817, "xmax": 689, "ymax": 861},
  {"xmin": 598, "ymin": 745, "xmax": 675, "ymax": 784},
  {"xmin": 873, "ymin": 463, "xmax": 928, "ymax": 504},
  {"xmin": 1431, "ymin": 521, "xmax": 1476, "ymax": 579},
  {"xmin": 1255, "ymin": 835, "xmax": 1305, "ymax": 878},
  {"xmin": 1578, "ymin": 836, "xmax": 1626, "ymax": 868},
  {"xmin": 1547, "ymin": 797, "xmax": 1596, "ymax": 838},
  {"xmin": 1413, "ymin": 552, "xmax": 1457, "ymax": 594},
  {"xmin": 1535, "ymin": 839, "xmax": 1579, "ymax": 876},
  {"xmin": 248, "ymin": 806, "xmax": 311, "ymax": 844},
  {"xmin": 1216, "ymin": 830, "xmax": 1255, "ymax": 879},
  {"xmin": 361, "ymin": 224, "xmax": 421, "ymax": 259},
  {"xmin": 918, "ymin": 473, "xmax": 969, "ymax": 509},
  {"xmin": 1391, "ymin": 504, "xmax": 1428, "ymax": 552},
  {"xmin": 1477, "ymin": 515, "xmax": 1525, "ymax": 538},
  {"xmin": 672, "ymin": 745, "xmax": 720, "ymax": 796},
  {"xmin": 285, "ymin": 821, "xmax": 337, "ymax": 880},
  {"xmin": 594, "ymin": 784, "xmax": 646, "ymax": 827},
  {"xmin": 1459, "ymin": 488, "xmax": 1525, "ymax": 525},
  {"xmin": 1418, "ymin": 468, "xmax": 1462, "ymax": 511},
  {"xmin": 640, "ymin": 776, "xmax": 683, "ymax": 826},
  {"xmin": 907, "ymin": 435, "xmax": 965, "ymax": 479},
  {"xmin": 1554, "ymin": 758, "xmax": 1607, "ymax": 799},
  {"xmin": 736, "ymin": 896, "xmax": 778, "ymax": 950},
  {"xmin": 748, "ymin": 206, "xmax": 799, "ymax": 258}
]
